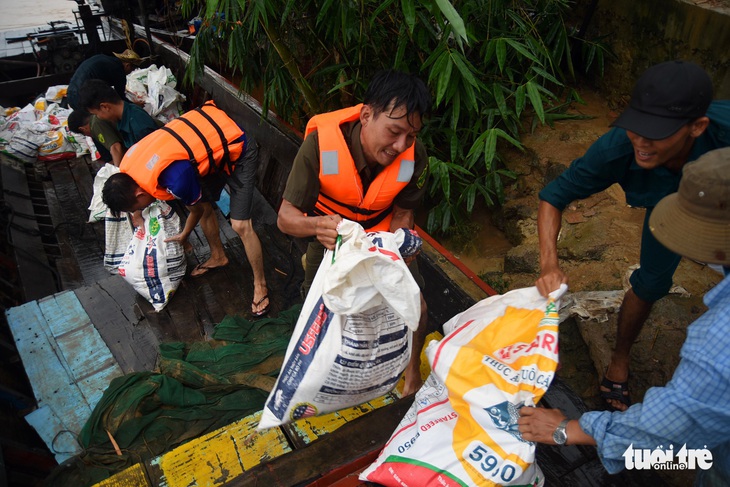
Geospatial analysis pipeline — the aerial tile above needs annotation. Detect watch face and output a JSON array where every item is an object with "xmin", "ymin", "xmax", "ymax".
[{"xmin": 553, "ymin": 422, "xmax": 568, "ymax": 445}]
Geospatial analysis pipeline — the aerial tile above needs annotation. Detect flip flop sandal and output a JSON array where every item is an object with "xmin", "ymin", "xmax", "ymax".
[
  {"xmin": 600, "ymin": 376, "xmax": 631, "ymax": 411},
  {"xmin": 190, "ymin": 262, "xmax": 228, "ymax": 277},
  {"xmin": 251, "ymin": 294, "xmax": 270, "ymax": 317}
]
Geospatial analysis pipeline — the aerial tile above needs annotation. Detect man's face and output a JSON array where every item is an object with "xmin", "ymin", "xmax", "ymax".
[
  {"xmin": 360, "ymin": 102, "xmax": 422, "ymax": 167},
  {"xmin": 88, "ymin": 102, "xmax": 115, "ymax": 123},
  {"xmin": 626, "ymin": 118, "xmax": 707, "ymax": 171}
]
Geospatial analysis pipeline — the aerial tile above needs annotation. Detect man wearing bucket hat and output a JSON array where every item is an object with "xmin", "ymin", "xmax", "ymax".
[
  {"xmin": 66, "ymin": 49, "xmax": 144, "ymax": 110},
  {"xmin": 535, "ymin": 60, "xmax": 730, "ymax": 411},
  {"xmin": 520, "ymin": 148, "xmax": 730, "ymax": 485}
]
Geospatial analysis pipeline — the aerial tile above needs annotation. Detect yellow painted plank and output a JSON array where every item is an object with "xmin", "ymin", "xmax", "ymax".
[
  {"xmin": 92, "ymin": 464, "xmax": 151, "ymax": 487},
  {"xmin": 288, "ymin": 392, "xmax": 399, "ymax": 445},
  {"xmin": 153, "ymin": 411, "xmax": 291, "ymax": 487}
]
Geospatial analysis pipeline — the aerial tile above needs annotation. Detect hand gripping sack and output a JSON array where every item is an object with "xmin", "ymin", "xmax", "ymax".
[
  {"xmin": 257, "ymin": 220, "xmax": 421, "ymax": 429},
  {"xmin": 117, "ymin": 200, "xmax": 186, "ymax": 311},
  {"xmin": 361, "ymin": 285, "xmax": 567, "ymax": 486}
]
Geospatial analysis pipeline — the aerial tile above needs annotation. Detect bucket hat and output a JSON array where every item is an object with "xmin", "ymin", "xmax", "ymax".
[
  {"xmin": 649, "ymin": 147, "xmax": 730, "ymax": 265},
  {"xmin": 114, "ymin": 49, "xmax": 143, "ymax": 66},
  {"xmin": 611, "ymin": 60, "xmax": 713, "ymax": 140}
]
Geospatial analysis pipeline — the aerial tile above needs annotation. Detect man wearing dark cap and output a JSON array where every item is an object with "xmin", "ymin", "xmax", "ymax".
[
  {"xmin": 534, "ymin": 60, "xmax": 730, "ymax": 411},
  {"xmin": 520, "ymin": 147, "xmax": 730, "ymax": 486},
  {"xmin": 66, "ymin": 50, "xmax": 143, "ymax": 110}
]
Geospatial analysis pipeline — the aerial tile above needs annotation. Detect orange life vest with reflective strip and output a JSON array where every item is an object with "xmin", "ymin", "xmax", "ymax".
[
  {"xmin": 305, "ymin": 104, "xmax": 415, "ymax": 232},
  {"xmin": 121, "ymin": 101, "xmax": 244, "ymax": 200}
]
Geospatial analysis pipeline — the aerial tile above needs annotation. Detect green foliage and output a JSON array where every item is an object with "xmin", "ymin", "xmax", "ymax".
[{"xmin": 182, "ymin": 0, "xmax": 612, "ymax": 233}]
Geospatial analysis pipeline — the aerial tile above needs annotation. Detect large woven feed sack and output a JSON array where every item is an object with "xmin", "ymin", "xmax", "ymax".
[
  {"xmin": 117, "ymin": 200, "xmax": 186, "ymax": 311},
  {"xmin": 258, "ymin": 220, "xmax": 421, "ymax": 430},
  {"xmin": 361, "ymin": 285, "xmax": 566, "ymax": 486}
]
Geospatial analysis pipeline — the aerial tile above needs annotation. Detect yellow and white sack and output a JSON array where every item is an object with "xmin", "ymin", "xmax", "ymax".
[{"xmin": 361, "ymin": 285, "xmax": 566, "ymax": 486}]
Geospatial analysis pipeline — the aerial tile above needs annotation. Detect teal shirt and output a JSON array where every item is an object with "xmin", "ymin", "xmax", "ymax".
[
  {"xmin": 117, "ymin": 101, "xmax": 159, "ymax": 148},
  {"xmin": 540, "ymin": 100, "xmax": 730, "ymax": 210}
]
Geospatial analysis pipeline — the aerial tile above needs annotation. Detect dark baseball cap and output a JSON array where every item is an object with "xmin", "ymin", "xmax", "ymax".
[{"xmin": 611, "ymin": 60, "xmax": 713, "ymax": 140}]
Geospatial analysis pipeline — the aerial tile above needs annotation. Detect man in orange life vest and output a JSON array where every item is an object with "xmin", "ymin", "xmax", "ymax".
[
  {"xmin": 277, "ymin": 70, "xmax": 431, "ymax": 394},
  {"xmin": 102, "ymin": 102, "xmax": 270, "ymax": 316}
]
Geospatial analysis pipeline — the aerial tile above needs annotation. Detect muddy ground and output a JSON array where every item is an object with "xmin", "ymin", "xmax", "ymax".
[{"xmin": 435, "ymin": 89, "xmax": 723, "ymax": 486}]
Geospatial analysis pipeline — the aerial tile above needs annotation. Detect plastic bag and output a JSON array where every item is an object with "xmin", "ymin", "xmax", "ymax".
[
  {"xmin": 360, "ymin": 285, "xmax": 567, "ymax": 487},
  {"xmin": 258, "ymin": 220, "xmax": 421, "ymax": 429},
  {"xmin": 126, "ymin": 64, "xmax": 185, "ymax": 123},
  {"xmin": 44, "ymin": 85, "xmax": 68, "ymax": 103},
  {"xmin": 2, "ymin": 127, "xmax": 47, "ymax": 162},
  {"xmin": 37, "ymin": 128, "xmax": 77, "ymax": 162},
  {"xmin": 88, "ymin": 163, "xmax": 119, "ymax": 222},
  {"xmin": 117, "ymin": 200, "xmax": 186, "ymax": 311}
]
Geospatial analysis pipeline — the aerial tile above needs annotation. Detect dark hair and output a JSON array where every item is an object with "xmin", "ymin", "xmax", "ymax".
[
  {"xmin": 363, "ymin": 70, "xmax": 431, "ymax": 123},
  {"xmin": 67, "ymin": 110, "xmax": 91, "ymax": 134},
  {"xmin": 102, "ymin": 172, "xmax": 139, "ymax": 216},
  {"xmin": 78, "ymin": 79, "xmax": 122, "ymax": 111}
]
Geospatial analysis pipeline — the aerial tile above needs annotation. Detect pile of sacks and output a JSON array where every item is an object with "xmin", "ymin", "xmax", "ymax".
[
  {"xmin": 126, "ymin": 64, "xmax": 186, "ymax": 124},
  {"xmin": 0, "ymin": 87, "xmax": 93, "ymax": 163},
  {"xmin": 0, "ymin": 63, "xmax": 185, "ymax": 164}
]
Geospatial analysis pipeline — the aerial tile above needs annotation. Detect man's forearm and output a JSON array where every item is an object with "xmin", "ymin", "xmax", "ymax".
[
  {"xmin": 110, "ymin": 142, "xmax": 125, "ymax": 167},
  {"xmin": 567, "ymin": 419, "xmax": 597, "ymax": 446},
  {"xmin": 390, "ymin": 205, "xmax": 415, "ymax": 232},
  {"xmin": 537, "ymin": 200, "xmax": 563, "ymax": 271},
  {"xmin": 278, "ymin": 199, "xmax": 324, "ymax": 238},
  {"xmin": 181, "ymin": 204, "xmax": 204, "ymax": 240}
]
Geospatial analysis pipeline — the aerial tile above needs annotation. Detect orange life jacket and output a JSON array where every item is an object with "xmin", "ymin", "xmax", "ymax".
[
  {"xmin": 121, "ymin": 101, "xmax": 244, "ymax": 200},
  {"xmin": 305, "ymin": 104, "xmax": 415, "ymax": 232}
]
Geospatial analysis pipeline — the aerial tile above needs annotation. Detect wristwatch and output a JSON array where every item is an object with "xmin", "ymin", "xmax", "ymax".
[{"xmin": 552, "ymin": 419, "xmax": 570, "ymax": 445}]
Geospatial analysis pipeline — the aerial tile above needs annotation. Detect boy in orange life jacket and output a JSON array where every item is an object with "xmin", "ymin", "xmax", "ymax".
[
  {"xmin": 101, "ymin": 102, "xmax": 270, "ymax": 317},
  {"xmin": 277, "ymin": 70, "xmax": 431, "ymax": 395}
]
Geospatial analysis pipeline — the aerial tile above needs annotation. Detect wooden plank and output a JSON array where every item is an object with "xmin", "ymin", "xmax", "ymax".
[
  {"xmin": 5, "ymin": 301, "xmax": 92, "ymax": 432},
  {"xmin": 164, "ymin": 279, "xmax": 215, "ymax": 342},
  {"xmin": 24, "ymin": 405, "xmax": 81, "ymax": 463},
  {"xmin": 38, "ymin": 291, "xmax": 123, "ymax": 409},
  {"xmin": 229, "ymin": 398, "xmax": 415, "ymax": 487},
  {"xmin": 282, "ymin": 392, "xmax": 400, "ymax": 449},
  {"xmin": 46, "ymin": 160, "xmax": 108, "ymax": 286},
  {"xmin": 0, "ymin": 156, "xmax": 58, "ymax": 300},
  {"xmin": 43, "ymin": 179, "xmax": 85, "ymax": 289},
  {"xmin": 68, "ymin": 157, "xmax": 107, "ymax": 249},
  {"xmin": 74, "ymin": 276, "xmax": 159, "ymax": 373},
  {"xmin": 92, "ymin": 464, "xmax": 152, "ymax": 487},
  {"xmin": 147, "ymin": 411, "xmax": 291, "ymax": 487}
]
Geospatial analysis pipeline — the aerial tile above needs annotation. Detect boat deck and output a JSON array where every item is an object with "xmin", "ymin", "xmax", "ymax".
[
  {"xmin": 2, "ymin": 149, "xmax": 305, "ymax": 361},
  {"xmin": 1, "ymin": 148, "xmax": 662, "ymax": 486}
]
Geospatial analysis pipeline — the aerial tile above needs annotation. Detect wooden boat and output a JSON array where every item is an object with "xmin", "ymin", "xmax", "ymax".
[{"xmin": 0, "ymin": 27, "xmax": 664, "ymax": 487}]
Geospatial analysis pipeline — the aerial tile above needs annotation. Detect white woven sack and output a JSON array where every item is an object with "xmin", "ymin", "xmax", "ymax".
[
  {"xmin": 258, "ymin": 219, "xmax": 421, "ymax": 429},
  {"xmin": 117, "ymin": 200, "xmax": 186, "ymax": 311}
]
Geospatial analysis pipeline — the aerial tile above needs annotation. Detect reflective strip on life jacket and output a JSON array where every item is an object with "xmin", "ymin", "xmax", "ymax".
[{"xmin": 305, "ymin": 105, "xmax": 414, "ymax": 232}]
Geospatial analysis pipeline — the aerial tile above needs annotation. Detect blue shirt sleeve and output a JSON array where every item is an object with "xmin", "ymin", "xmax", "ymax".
[{"xmin": 158, "ymin": 160, "xmax": 202, "ymax": 206}]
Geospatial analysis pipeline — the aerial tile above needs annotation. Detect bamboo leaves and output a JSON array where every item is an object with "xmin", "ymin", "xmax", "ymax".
[{"xmin": 185, "ymin": 0, "xmax": 611, "ymax": 233}]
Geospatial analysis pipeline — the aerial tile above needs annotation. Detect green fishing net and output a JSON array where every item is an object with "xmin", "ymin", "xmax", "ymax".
[{"xmin": 45, "ymin": 305, "xmax": 300, "ymax": 486}]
